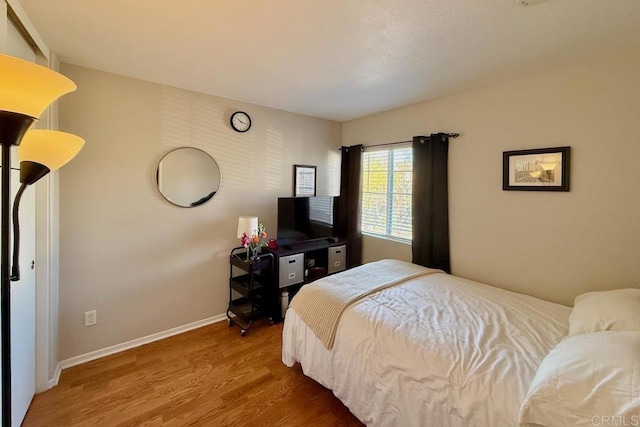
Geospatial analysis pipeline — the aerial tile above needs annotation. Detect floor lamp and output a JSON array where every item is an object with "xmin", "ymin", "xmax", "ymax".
[{"xmin": 0, "ymin": 53, "xmax": 84, "ymax": 426}]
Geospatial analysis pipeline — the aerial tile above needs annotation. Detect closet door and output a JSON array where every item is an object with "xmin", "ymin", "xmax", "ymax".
[
  {"xmin": 1, "ymin": 15, "xmax": 38, "ymax": 427},
  {"xmin": 8, "ymin": 170, "xmax": 36, "ymax": 427}
]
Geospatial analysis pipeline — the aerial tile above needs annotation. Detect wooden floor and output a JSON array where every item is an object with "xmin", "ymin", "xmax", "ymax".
[{"xmin": 23, "ymin": 319, "xmax": 363, "ymax": 426}]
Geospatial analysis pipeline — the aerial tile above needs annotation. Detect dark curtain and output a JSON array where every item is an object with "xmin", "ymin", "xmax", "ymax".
[
  {"xmin": 412, "ymin": 134, "xmax": 450, "ymax": 272},
  {"xmin": 335, "ymin": 144, "xmax": 363, "ymax": 268}
]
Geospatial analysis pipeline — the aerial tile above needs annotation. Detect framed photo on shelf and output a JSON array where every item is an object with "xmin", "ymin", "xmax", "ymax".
[
  {"xmin": 293, "ymin": 165, "xmax": 317, "ymax": 196},
  {"xmin": 503, "ymin": 146, "xmax": 570, "ymax": 191}
]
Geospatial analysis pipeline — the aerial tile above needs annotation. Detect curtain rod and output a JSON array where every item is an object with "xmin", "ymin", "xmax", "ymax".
[{"xmin": 339, "ymin": 133, "xmax": 460, "ymax": 150}]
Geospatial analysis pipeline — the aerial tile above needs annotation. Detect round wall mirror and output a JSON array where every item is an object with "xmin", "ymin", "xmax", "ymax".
[{"xmin": 155, "ymin": 147, "xmax": 221, "ymax": 208}]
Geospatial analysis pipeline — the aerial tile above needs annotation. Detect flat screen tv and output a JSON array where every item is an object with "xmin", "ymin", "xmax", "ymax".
[{"xmin": 277, "ymin": 196, "xmax": 337, "ymax": 244}]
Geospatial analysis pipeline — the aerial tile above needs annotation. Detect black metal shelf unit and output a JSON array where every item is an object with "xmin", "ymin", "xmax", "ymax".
[{"xmin": 227, "ymin": 247, "xmax": 274, "ymax": 336}]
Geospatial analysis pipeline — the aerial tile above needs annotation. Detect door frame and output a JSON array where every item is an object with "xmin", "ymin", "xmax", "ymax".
[{"xmin": 2, "ymin": 0, "xmax": 59, "ymax": 393}]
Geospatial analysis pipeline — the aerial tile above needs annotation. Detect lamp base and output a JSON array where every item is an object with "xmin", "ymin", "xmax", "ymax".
[{"xmin": 0, "ymin": 111, "xmax": 35, "ymax": 146}]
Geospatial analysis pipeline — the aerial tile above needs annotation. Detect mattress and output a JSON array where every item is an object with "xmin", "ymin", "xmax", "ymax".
[{"xmin": 282, "ymin": 264, "xmax": 571, "ymax": 426}]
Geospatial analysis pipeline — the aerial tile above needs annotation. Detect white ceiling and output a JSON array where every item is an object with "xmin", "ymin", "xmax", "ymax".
[{"xmin": 19, "ymin": 0, "xmax": 640, "ymax": 122}]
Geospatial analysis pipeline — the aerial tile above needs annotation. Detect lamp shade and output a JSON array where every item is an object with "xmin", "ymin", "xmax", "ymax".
[
  {"xmin": 0, "ymin": 53, "xmax": 76, "ymax": 119},
  {"xmin": 237, "ymin": 216, "xmax": 258, "ymax": 238},
  {"xmin": 18, "ymin": 130, "xmax": 85, "ymax": 171}
]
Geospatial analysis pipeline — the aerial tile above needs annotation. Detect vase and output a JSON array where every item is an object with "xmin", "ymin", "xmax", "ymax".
[{"xmin": 250, "ymin": 246, "xmax": 260, "ymax": 260}]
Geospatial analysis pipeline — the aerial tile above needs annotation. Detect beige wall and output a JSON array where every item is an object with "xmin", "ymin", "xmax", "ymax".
[
  {"xmin": 344, "ymin": 48, "xmax": 640, "ymax": 306},
  {"xmin": 58, "ymin": 64, "xmax": 341, "ymax": 359},
  {"xmin": 362, "ymin": 235, "xmax": 411, "ymax": 264}
]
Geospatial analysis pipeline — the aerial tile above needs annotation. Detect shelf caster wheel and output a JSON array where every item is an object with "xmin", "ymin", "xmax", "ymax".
[
  {"xmin": 227, "ymin": 318, "xmax": 232, "ymax": 327},
  {"xmin": 240, "ymin": 329, "xmax": 247, "ymax": 337},
  {"xmin": 268, "ymin": 318, "xmax": 274, "ymax": 325}
]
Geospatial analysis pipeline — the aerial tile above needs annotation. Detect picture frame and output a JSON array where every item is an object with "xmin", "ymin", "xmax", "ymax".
[
  {"xmin": 293, "ymin": 165, "xmax": 317, "ymax": 196},
  {"xmin": 503, "ymin": 146, "xmax": 570, "ymax": 191}
]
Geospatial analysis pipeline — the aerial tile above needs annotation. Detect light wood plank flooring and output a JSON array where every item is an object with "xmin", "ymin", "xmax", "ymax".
[{"xmin": 23, "ymin": 319, "xmax": 363, "ymax": 426}]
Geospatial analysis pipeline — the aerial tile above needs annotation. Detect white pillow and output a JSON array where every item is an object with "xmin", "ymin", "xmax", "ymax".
[
  {"xmin": 519, "ymin": 331, "xmax": 640, "ymax": 427},
  {"xmin": 569, "ymin": 288, "xmax": 640, "ymax": 336}
]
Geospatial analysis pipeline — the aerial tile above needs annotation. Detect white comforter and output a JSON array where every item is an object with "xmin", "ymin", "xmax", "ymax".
[{"xmin": 282, "ymin": 267, "xmax": 570, "ymax": 427}]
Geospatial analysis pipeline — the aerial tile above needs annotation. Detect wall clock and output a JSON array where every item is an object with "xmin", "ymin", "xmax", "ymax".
[{"xmin": 230, "ymin": 111, "xmax": 251, "ymax": 133}]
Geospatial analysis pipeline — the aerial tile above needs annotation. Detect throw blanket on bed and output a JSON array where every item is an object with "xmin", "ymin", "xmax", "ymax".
[{"xmin": 289, "ymin": 259, "xmax": 443, "ymax": 349}]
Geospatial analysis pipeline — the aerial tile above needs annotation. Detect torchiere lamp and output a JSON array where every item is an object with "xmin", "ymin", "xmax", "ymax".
[{"xmin": 0, "ymin": 53, "xmax": 83, "ymax": 426}]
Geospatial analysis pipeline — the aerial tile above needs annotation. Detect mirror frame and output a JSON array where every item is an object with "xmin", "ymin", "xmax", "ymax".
[{"xmin": 155, "ymin": 147, "xmax": 221, "ymax": 208}]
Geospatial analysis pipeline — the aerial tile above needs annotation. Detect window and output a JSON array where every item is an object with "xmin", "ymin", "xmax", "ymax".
[
  {"xmin": 361, "ymin": 146, "xmax": 412, "ymax": 241},
  {"xmin": 308, "ymin": 197, "xmax": 334, "ymax": 225}
]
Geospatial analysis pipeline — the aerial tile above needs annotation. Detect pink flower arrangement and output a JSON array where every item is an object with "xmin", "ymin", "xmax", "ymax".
[{"xmin": 240, "ymin": 222, "xmax": 268, "ymax": 255}]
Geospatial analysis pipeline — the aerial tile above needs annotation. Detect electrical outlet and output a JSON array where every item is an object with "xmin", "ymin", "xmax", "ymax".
[{"xmin": 84, "ymin": 310, "xmax": 97, "ymax": 326}]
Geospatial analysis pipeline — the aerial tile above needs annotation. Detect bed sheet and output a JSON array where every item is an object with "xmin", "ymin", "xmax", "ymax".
[{"xmin": 282, "ymin": 270, "xmax": 570, "ymax": 426}]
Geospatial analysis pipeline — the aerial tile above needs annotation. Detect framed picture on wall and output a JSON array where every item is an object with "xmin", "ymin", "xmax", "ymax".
[
  {"xmin": 294, "ymin": 165, "xmax": 317, "ymax": 196},
  {"xmin": 503, "ymin": 146, "xmax": 570, "ymax": 191}
]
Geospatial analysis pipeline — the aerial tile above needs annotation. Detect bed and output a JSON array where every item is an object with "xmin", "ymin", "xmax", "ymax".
[
  {"xmin": 282, "ymin": 260, "xmax": 640, "ymax": 426},
  {"xmin": 282, "ymin": 259, "xmax": 572, "ymax": 426}
]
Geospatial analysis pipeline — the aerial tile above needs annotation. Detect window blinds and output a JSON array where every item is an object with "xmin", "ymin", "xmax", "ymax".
[{"xmin": 361, "ymin": 147, "xmax": 412, "ymax": 241}]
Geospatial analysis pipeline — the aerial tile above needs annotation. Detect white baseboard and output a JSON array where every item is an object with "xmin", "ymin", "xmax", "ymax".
[
  {"xmin": 47, "ymin": 363, "xmax": 62, "ymax": 389},
  {"xmin": 58, "ymin": 314, "xmax": 227, "ymax": 372}
]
